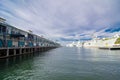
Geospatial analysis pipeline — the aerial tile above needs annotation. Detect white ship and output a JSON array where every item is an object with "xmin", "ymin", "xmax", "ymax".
[{"xmin": 83, "ymin": 34, "xmax": 120, "ymax": 48}]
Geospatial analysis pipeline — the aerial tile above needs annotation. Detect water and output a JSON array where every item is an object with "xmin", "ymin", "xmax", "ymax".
[{"xmin": 0, "ymin": 47, "xmax": 120, "ymax": 80}]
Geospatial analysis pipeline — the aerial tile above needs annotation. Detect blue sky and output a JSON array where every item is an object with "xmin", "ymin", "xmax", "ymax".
[{"xmin": 0, "ymin": 0, "xmax": 120, "ymax": 44}]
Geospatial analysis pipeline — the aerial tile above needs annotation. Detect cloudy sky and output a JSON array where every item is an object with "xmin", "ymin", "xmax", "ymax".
[{"xmin": 0, "ymin": 0, "xmax": 120, "ymax": 44}]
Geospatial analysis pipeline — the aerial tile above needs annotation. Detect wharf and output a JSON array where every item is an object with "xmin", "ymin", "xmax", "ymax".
[
  {"xmin": 0, "ymin": 47, "xmax": 57, "ymax": 59},
  {"xmin": 99, "ymin": 47, "xmax": 120, "ymax": 50},
  {"xmin": 0, "ymin": 17, "xmax": 60, "ymax": 59}
]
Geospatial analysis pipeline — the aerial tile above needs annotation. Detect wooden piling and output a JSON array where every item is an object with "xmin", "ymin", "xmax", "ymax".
[{"xmin": 0, "ymin": 47, "xmax": 58, "ymax": 59}]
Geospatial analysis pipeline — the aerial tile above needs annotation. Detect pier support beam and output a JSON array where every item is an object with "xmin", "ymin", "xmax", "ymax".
[
  {"xmin": 7, "ymin": 49, "xmax": 9, "ymax": 57},
  {"xmin": 14, "ymin": 49, "xmax": 16, "ymax": 55}
]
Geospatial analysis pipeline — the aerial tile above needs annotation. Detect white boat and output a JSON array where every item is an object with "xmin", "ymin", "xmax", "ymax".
[{"xmin": 83, "ymin": 34, "xmax": 120, "ymax": 48}]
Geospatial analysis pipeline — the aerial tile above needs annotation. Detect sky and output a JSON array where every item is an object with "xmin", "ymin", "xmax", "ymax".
[{"xmin": 0, "ymin": 0, "xmax": 120, "ymax": 45}]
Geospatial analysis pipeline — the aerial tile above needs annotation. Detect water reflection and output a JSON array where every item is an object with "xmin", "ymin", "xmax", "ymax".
[
  {"xmin": 76, "ymin": 47, "xmax": 120, "ymax": 62},
  {"xmin": 0, "ymin": 47, "xmax": 120, "ymax": 80}
]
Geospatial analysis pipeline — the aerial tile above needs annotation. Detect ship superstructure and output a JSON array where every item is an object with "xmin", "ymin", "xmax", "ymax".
[{"xmin": 83, "ymin": 34, "xmax": 120, "ymax": 48}]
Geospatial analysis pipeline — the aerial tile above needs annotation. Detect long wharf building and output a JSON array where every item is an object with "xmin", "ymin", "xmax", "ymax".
[{"xmin": 0, "ymin": 17, "xmax": 60, "ymax": 58}]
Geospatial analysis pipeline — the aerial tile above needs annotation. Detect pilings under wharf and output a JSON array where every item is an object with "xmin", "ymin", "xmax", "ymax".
[{"xmin": 0, "ymin": 47, "xmax": 57, "ymax": 59}]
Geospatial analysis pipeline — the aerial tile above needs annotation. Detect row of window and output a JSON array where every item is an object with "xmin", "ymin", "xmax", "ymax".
[{"xmin": 0, "ymin": 23, "xmax": 59, "ymax": 46}]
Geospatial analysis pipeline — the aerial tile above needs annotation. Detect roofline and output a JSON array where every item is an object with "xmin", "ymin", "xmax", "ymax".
[{"xmin": 0, "ymin": 17, "xmax": 6, "ymax": 22}]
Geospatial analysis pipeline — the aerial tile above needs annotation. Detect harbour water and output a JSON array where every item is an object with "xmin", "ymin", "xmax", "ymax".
[{"xmin": 0, "ymin": 47, "xmax": 120, "ymax": 80}]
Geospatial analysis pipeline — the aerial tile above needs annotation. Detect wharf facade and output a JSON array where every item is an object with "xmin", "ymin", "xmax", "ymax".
[{"xmin": 0, "ymin": 17, "xmax": 60, "ymax": 58}]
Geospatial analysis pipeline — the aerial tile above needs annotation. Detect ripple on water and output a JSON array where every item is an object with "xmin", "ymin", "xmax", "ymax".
[{"xmin": 0, "ymin": 47, "xmax": 120, "ymax": 80}]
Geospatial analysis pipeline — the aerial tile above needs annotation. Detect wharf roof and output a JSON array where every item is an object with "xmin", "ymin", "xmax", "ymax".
[{"xmin": 0, "ymin": 17, "xmax": 6, "ymax": 22}]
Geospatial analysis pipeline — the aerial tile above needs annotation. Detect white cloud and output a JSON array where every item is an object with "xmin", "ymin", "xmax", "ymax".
[{"xmin": 0, "ymin": 0, "xmax": 120, "ymax": 43}]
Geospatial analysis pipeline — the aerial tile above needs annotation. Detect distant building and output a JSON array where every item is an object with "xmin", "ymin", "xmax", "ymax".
[{"xmin": 66, "ymin": 41, "xmax": 82, "ymax": 47}]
